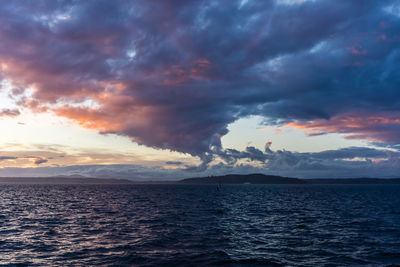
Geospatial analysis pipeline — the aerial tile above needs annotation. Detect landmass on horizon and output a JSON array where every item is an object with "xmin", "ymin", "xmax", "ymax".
[{"xmin": 1, "ymin": 174, "xmax": 399, "ymax": 184}]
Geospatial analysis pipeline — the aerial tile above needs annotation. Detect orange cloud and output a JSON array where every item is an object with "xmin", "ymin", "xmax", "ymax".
[{"xmin": 284, "ymin": 112, "xmax": 400, "ymax": 143}]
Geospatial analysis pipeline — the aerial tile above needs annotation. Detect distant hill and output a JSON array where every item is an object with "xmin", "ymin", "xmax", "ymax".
[
  {"xmin": 0, "ymin": 177, "xmax": 135, "ymax": 184},
  {"xmin": 180, "ymin": 173, "xmax": 305, "ymax": 184},
  {"xmin": 179, "ymin": 174, "xmax": 400, "ymax": 184},
  {"xmin": 1, "ymin": 174, "xmax": 399, "ymax": 185}
]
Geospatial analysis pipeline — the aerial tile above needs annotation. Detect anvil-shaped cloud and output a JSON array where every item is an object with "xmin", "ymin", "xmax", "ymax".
[{"xmin": 0, "ymin": 0, "xmax": 400, "ymax": 162}]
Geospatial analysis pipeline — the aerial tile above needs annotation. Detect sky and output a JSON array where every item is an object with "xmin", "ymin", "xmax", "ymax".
[{"xmin": 0, "ymin": 0, "xmax": 400, "ymax": 179}]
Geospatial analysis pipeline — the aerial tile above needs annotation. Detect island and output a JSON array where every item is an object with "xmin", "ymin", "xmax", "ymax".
[
  {"xmin": 0, "ymin": 177, "xmax": 135, "ymax": 184},
  {"xmin": 0, "ymin": 174, "xmax": 399, "ymax": 184},
  {"xmin": 180, "ymin": 173, "xmax": 306, "ymax": 184},
  {"xmin": 179, "ymin": 174, "xmax": 400, "ymax": 184}
]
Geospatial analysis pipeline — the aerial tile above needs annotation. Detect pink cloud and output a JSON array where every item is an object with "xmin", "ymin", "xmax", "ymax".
[{"xmin": 285, "ymin": 112, "xmax": 400, "ymax": 143}]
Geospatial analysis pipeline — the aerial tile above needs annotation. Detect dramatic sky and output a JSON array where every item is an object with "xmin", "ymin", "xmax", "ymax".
[{"xmin": 1, "ymin": 0, "xmax": 400, "ymax": 179}]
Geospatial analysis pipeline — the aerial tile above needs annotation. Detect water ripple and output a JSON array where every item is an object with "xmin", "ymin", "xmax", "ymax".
[{"xmin": 0, "ymin": 184, "xmax": 399, "ymax": 266}]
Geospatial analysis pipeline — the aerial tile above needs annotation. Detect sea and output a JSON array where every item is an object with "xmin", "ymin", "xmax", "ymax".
[{"xmin": 0, "ymin": 184, "xmax": 400, "ymax": 266}]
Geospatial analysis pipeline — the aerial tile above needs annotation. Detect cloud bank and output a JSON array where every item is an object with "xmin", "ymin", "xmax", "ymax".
[
  {"xmin": 0, "ymin": 0, "xmax": 400, "ymax": 168},
  {"xmin": 0, "ymin": 145, "xmax": 399, "ymax": 179}
]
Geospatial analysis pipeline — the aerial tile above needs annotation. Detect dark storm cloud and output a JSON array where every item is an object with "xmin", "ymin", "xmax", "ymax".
[{"xmin": 0, "ymin": 0, "xmax": 400, "ymax": 161}]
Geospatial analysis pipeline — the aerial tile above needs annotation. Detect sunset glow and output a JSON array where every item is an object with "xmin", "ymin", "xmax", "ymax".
[{"xmin": 0, "ymin": 0, "xmax": 399, "ymax": 179}]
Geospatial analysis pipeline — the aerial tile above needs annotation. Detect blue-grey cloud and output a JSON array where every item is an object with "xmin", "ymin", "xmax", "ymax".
[
  {"xmin": 165, "ymin": 161, "xmax": 183, "ymax": 165},
  {"xmin": 34, "ymin": 158, "xmax": 48, "ymax": 165},
  {"xmin": 0, "ymin": 156, "xmax": 18, "ymax": 161}
]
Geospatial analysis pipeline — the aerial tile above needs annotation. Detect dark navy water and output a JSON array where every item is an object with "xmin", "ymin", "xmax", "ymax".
[{"xmin": 1, "ymin": 184, "xmax": 400, "ymax": 266}]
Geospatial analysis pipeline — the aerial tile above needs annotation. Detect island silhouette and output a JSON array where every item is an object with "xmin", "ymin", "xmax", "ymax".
[
  {"xmin": 179, "ymin": 174, "xmax": 400, "ymax": 184},
  {"xmin": 0, "ymin": 174, "xmax": 399, "ymax": 184}
]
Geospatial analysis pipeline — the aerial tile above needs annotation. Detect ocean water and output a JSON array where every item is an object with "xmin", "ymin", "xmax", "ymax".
[{"xmin": 0, "ymin": 184, "xmax": 400, "ymax": 266}]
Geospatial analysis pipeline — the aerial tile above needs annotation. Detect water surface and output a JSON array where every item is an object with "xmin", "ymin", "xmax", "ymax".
[{"xmin": 0, "ymin": 184, "xmax": 399, "ymax": 266}]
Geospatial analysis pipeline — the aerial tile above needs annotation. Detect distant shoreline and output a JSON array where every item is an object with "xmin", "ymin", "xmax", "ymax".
[
  {"xmin": 0, "ymin": 177, "xmax": 136, "ymax": 185},
  {"xmin": 180, "ymin": 174, "xmax": 400, "ymax": 185},
  {"xmin": 0, "ymin": 174, "xmax": 399, "ymax": 184}
]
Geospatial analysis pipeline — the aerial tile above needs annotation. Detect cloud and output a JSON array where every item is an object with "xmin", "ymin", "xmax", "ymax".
[
  {"xmin": 33, "ymin": 158, "xmax": 48, "ymax": 165},
  {"xmin": 0, "ymin": 109, "xmax": 20, "ymax": 117},
  {"xmin": 211, "ymin": 144, "xmax": 400, "ymax": 178},
  {"xmin": 0, "ymin": 153, "xmax": 51, "ymax": 166},
  {"xmin": 0, "ymin": 0, "xmax": 399, "ymax": 163},
  {"xmin": 284, "ymin": 111, "xmax": 400, "ymax": 143},
  {"xmin": 0, "ymin": 156, "xmax": 18, "ymax": 161},
  {"xmin": 0, "ymin": 144, "xmax": 399, "ymax": 179},
  {"xmin": 165, "ymin": 161, "xmax": 183, "ymax": 165}
]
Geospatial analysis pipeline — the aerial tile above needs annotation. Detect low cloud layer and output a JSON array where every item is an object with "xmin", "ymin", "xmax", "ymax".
[
  {"xmin": 0, "ymin": 156, "xmax": 18, "ymax": 161},
  {"xmin": 0, "ymin": 154, "xmax": 49, "ymax": 165},
  {"xmin": 0, "ymin": 1, "xmax": 400, "ymax": 168},
  {"xmin": 0, "ymin": 109, "xmax": 20, "ymax": 117},
  {"xmin": 0, "ymin": 145, "xmax": 399, "ymax": 179}
]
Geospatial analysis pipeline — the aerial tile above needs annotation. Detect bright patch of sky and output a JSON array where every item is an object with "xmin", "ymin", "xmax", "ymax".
[
  {"xmin": 0, "ymin": 111, "xmax": 188, "ymax": 157},
  {"xmin": 276, "ymin": 0, "xmax": 317, "ymax": 6},
  {"xmin": 0, "ymin": 80, "xmax": 17, "ymax": 109},
  {"xmin": 383, "ymin": 2, "xmax": 400, "ymax": 18},
  {"xmin": 238, "ymin": 0, "xmax": 249, "ymax": 9},
  {"xmin": 126, "ymin": 49, "xmax": 137, "ymax": 60},
  {"xmin": 221, "ymin": 115, "xmax": 371, "ymax": 153}
]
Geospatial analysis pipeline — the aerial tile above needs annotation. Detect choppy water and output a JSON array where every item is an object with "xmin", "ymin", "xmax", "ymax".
[{"xmin": 0, "ymin": 184, "xmax": 400, "ymax": 266}]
